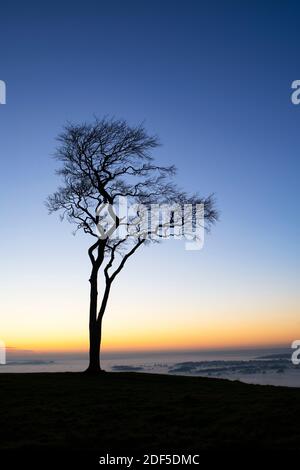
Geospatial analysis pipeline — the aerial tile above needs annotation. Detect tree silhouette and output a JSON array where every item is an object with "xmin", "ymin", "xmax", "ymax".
[{"xmin": 47, "ymin": 117, "xmax": 218, "ymax": 373}]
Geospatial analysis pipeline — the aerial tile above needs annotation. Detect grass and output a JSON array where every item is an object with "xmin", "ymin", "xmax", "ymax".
[{"xmin": 0, "ymin": 372, "xmax": 299, "ymax": 451}]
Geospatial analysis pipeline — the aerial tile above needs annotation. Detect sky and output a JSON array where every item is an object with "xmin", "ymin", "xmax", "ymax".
[{"xmin": 0, "ymin": 0, "xmax": 299, "ymax": 354}]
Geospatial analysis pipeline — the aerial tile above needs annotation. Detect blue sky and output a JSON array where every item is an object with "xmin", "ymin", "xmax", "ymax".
[{"xmin": 0, "ymin": 0, "xmax": 299, "ymax": 352}]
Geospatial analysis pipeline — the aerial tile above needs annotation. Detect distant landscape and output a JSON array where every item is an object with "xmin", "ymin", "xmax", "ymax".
[{"xmin": 1, "ymin": 347, "xmax": 299, "ymax": 387}]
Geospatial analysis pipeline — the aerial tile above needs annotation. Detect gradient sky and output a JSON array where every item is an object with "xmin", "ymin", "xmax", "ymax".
[{"xmin": 0, "ymin": 0, "xmax": 299, "ymax": 353}]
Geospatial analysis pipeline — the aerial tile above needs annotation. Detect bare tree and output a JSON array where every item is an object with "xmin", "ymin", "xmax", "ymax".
[{"xmin": 47, "ymin": 117, "xmax": 218, "ymax": 373}]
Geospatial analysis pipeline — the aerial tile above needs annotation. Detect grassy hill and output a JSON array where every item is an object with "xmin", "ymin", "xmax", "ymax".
[{"xmin": 0, "ymin": 372, "xmax": 299, "ymax": 452}]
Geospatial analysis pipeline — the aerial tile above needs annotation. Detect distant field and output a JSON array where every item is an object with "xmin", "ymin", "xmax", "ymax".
[{"xmin": 0, "ymin": 372, "xmax": 299, "ymax": 452}]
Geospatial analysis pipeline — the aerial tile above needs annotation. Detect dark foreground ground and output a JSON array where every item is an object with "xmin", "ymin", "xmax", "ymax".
[{"xmin": 0, "ymin": 372, "xmax": 299, "ymax": 452}]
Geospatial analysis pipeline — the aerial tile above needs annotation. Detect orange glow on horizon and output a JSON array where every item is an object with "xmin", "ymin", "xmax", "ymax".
[{"xmin": 4, "ymin": 313, "xmax": 299, "ymax": 354}]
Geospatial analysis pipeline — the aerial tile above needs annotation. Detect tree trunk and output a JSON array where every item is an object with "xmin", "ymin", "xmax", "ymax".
[
  {"xmin": 87, "ymin": 320, "xmax": 102, "ymax": 373},
  {"xmin": 85, "ymin": 240, "xmax": 109, "ymax": 374},
  {"xmin": 85, "ymin": 271, "xmax": 104, "ymax": 373}
]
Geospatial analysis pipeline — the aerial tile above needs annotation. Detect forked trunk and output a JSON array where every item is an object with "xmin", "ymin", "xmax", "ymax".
[{"xmin": 85, "ymin": 240, "xmax": 112, "ymax": 374}]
